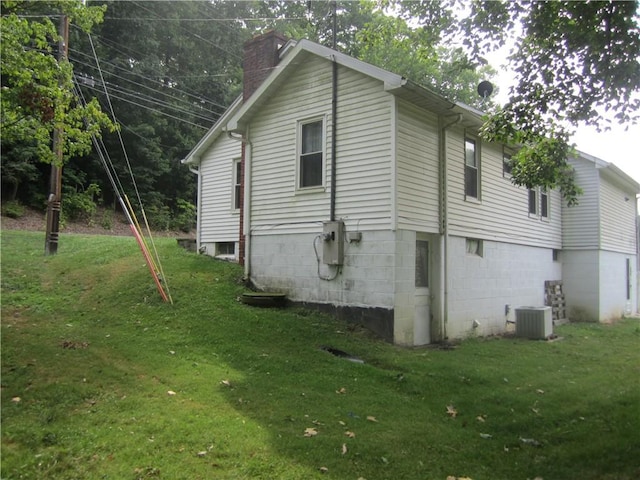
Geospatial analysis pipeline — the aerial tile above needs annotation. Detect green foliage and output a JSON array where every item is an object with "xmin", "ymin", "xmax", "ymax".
[
  {"xmin": 1, "ymin": 230, "xmax": 639, "ymax": 480},
  {"xmin": 0, "ymin": 2, "xmax": 116, "ymax": 167},
  {"xmin": 173, "ymin": 199, "xmax": 196, "ymax": 233},
  {"xmin": 462, "ymin": 0, "xmax": 640, "ymax": 205},
  {"xmin": 61, "ymin": 182, "xmax": 101, "ymax": 224},
  {"xmin": 1, "ymin": 200, "xmax": 26, "ymax": 219}
]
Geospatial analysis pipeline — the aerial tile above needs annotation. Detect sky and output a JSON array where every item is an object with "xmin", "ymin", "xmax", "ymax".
[
  {"xmin": 572, "ymin": 124, "xmax": 640, "ymax": 185},
  {"xmin": 488, "ymin": 58, "xmax": 640, "ymax": 186}
]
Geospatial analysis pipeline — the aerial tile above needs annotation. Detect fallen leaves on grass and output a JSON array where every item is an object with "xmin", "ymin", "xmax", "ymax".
[
  {"xmin": 167, "ymin": 390, "xmax": 176, "ymax": 396},
  {"xmin": 319, "ymin": 466, "xmax": 328, "ymax": 474},
  {"xmin": 220, "ymin": 379, "xmax": 232, "ymax": 388},
  {"xmin": 447, "ymin": 477, "xmax": 473, "ymax": 480},
  {"xmin": 336, "ymin": 387, "xmax": 347, "ymax": 394},
  {"xmin": 366, "ymin": 415, "xmax": 378, "ymax": 422},
  {"xmin": 476, "ymin": 415, "xmax": 486, "ymax": 423},
  {"xmin": 520, "ymin": 437, "xmax": 542, "ymax": 447},
  {"xmin": 446, "ymin": 405, "xmax": 458, "ymax": 418},
  {"xmin": 60, "ymin": 340, "xmax": 89, "ymax": 349},
  {"xmin": 304, "ymin": 427, "xmax": 318, "ymax": 437},
  {"xmin": 345, "ymin": 431, "xmax": 356, "ymax": 438},
  {"xmin": 11, "ymin": 397, "xmax": 21, "ymax": 403},
  {"xmin": 341, "ymin": 443, "xmax": 348, "ymax": 455}
]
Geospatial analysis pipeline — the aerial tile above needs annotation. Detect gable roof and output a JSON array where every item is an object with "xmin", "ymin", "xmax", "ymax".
[{"xmin": 226, "ymin": 38, "xmax": 483, "ymax": 133}]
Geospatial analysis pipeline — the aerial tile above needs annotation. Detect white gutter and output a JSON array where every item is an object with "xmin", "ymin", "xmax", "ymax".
[
  {"xmin": 243, "ymin": 129, "xmax": 252, "ymax": 280},
  {"xmin": 227, "ymin": 130, "xmax": 251, "ymax": 278},
  {"xmin": 439, "ymin": 113, "xmax": 462, "ymax": 343},
  {"xmin": 188, "ymin": 164, "xmax": 202, "ymax": 252}
]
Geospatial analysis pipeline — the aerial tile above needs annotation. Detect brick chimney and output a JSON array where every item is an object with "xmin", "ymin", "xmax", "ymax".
[
  {"xmin": 242, "ymin": 30, "xmax": 288, "ymax": 101},
  {"xmin": 239, "ymin": 31, "xmax": 288, "ymax": 266}
]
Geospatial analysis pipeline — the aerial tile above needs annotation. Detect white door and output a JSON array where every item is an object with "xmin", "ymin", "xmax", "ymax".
[{"xmin": 414, "ymin": 237, "xmax": 431, "ymax": 345}]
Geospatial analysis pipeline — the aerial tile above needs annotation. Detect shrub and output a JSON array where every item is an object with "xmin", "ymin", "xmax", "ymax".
[
  {"xmin": 172, "ymin": 199, "xmax": 196, "ymax": 233},
  {"xmin": 62, "ymin": 184, "xmax": 101, "ymax": 224},
  {"xmin": 1, "ymin": 200, "xmax": 25, "ymax": 219}
]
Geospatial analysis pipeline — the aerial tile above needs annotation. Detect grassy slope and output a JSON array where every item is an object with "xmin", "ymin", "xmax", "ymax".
[{"xmin": 1, "ymin": 230, "xmax": 639, "ymax": 480}]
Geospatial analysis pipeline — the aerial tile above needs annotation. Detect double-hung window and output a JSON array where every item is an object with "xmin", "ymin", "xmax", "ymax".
[
  {"xmin": 540, "ymin": 188, "xmax": 548, "ymax": 218},
  {"xmin": 529, "ymin": 187, "xmax": 549, "ymax": 219},
  {"xmin": 232, "ymin": 159, "xmax": 241, "ymax": 211},
  {"xmin": 299, "ymin": 119, "xmax": 324, "ymax": 188},
  {"xmin": 528, "ymin": 188, "xmax": 538, "ymax": 215},
  {"xmin": 465, "ymin": 137, "xmax": 479, "ymax": 199},
  {"xmin": 503, "ymin": 150, "xmax": 513, "ymax": 177}
]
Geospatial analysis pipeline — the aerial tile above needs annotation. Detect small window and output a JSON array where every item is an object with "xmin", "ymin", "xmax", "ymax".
[
  {"xmin": 299, "ymin": 119, "xmax": 324, "ymax": 188},
  {"xmin": 233, "ymin": 159, "xmax": 242, "ymax": 210},
  {"xmin": 540, "ymin": 188, "xmax": 548, "ymax": 218},
  {"xmin": 528, "ymin": 189, "xmax": 537, "ymax": 215},
  {"xmin": 216, "ymin": 242, "xmax": 235, "ymax": 256},
  {"xmin": 503, "ymin": 151, "xmax": 513, "ymax": 177},
  {"xmin": 466, "ymin": 238, "xmax": 483, "ymax": 257},
  {"xmin": 465, "ymin": 138, "xmax": 479, "ymax": 199},
  {"xmin": 553, "ymin": 249, "xmax": 560, "ymax": 262},
  {"xmin": 415, "ymin": 240, "xmax": 429, "ymax": 288}
]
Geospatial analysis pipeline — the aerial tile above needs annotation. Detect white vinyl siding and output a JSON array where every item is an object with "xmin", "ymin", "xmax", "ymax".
[
  {"xmin": 248, "ymin": 56, "xmax": 394, "ymax": 234},
  {"xmin": 446, "ymin": 127, "xmax": 561, "ymax": 248},
  {"xmin": 395, "ymin": 99, "xmax": 439, "ymax": 232},
  {"xmin": 199, "ymin": 134, "xmax": 242, "ymax": 243},
  {"xmin": 562, "ymin": 157, "xmax": 602, "ymax": 249},
  {"xmin": 600, "ymin": 174, "xmax": 637, "ymax": 254}
]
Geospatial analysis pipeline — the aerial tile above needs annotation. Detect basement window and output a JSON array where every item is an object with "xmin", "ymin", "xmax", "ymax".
[
  {"xmin": 216, "ymin": 242, "xmax": 235, "ymax": 257},
  {"xmin": 466, "ymin": 238, "xmax": 483, "ymax": 257}
]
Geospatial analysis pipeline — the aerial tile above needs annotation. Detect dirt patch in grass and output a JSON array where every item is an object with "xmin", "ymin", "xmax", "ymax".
[{"xmin": 1, "ymin": 206, "xmax": 192, "ymax": 238}]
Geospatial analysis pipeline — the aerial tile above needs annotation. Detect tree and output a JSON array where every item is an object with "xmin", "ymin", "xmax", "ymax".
[
  {"xmin": 458, "ymin": 0, "xmax": 640, "ymax": 204},
  {"xmin": 70, "ymin": 0, "xmax": 248, "ymax": 221},
  {"xmin": 0, "ymin": 0, "xmax": 116, "ymax": 193}
]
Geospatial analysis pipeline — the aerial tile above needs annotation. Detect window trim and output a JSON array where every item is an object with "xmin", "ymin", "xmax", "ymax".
[
  {"xmin": 465, "ymin": 237, "xmax": 483, "ymax": 257},
  {"xmin": 540, "ymin": 188, "xmax": 549, "ymax": 220},
  {"xmin": 528, "ymin": 188, "xmax": 538, "ymax": 216},
  {"xmin": 296, "ymin": 116, "xmax": 326, "ymax": 191},
  {"xmin": 463, "ymin": 133, "xmax": 482, "ymax": 203},
  {"xmin": 232, "ymin": 158, "xmax": 241, "ymax": 212},
  {"xmin": 503, "ymin": 148, "xmax": 514, "ymax": 178},
  {"xmin": 528, "ymin": 187, "xmax": 551, "ymax": 220},
  {"xmin": 464, "ymin": 136, "xmax": 480, "ymax": 201}
]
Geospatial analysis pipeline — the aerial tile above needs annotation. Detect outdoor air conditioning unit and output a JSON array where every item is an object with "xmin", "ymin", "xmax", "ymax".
[{"xmin": 515, "ymin": 307, "xmax": 553, "ymax": 340}]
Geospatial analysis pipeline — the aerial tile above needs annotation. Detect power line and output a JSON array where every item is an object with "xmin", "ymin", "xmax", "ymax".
[{"xmin": 102, "ymin": 17, "xmax": 308, "ymax": 21}]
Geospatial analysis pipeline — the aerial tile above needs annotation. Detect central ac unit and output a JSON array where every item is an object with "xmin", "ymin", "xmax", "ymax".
[{"xmin": 515, "ymin": 307, "xmax": 553, "ymax": 339}]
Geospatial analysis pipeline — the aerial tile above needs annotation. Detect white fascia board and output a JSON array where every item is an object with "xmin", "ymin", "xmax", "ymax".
[{"xmin": 182, "ymin": 96, "xmax": 243, "ymax": 165}]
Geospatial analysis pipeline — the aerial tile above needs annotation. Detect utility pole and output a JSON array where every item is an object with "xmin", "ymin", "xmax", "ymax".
[{"xmin": 45, "ymin": 14, "xmax": 69, "ymax": 255}]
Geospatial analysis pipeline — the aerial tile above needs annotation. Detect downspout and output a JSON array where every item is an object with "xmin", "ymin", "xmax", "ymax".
[
  {"xmin": 439, "ymin": 113, "xmax": 462, "ymax": 342},
  {"xmin": 330, "ymin": 56, "xmax": 338, "ymax": 221},
  {"xmin": 188, "ymin": 164, "xmax": 202, "ymax": 252},
  {"xmin": 228, "ymin": 131, "xmax": 251, "ymax": 279}
]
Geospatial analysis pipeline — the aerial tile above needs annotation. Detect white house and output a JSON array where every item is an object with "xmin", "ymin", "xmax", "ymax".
[
  {"xmin": 183, "ymin": 32, "xmax": 639, "ymax": 345},
  {"xmin": 563, "ymin": 153, "xmax": 639, "ymax": 322}
]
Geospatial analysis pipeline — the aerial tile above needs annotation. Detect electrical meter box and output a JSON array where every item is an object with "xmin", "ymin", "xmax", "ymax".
[{"xmin": 322, "ymin": 220, "xmax": 344, "ymax": 265}]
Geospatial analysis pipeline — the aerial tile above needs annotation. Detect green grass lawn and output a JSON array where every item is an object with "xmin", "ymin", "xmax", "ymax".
[{"xmin": 1, "ymin": 230, "xmax": 639, "ymax": 480}]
